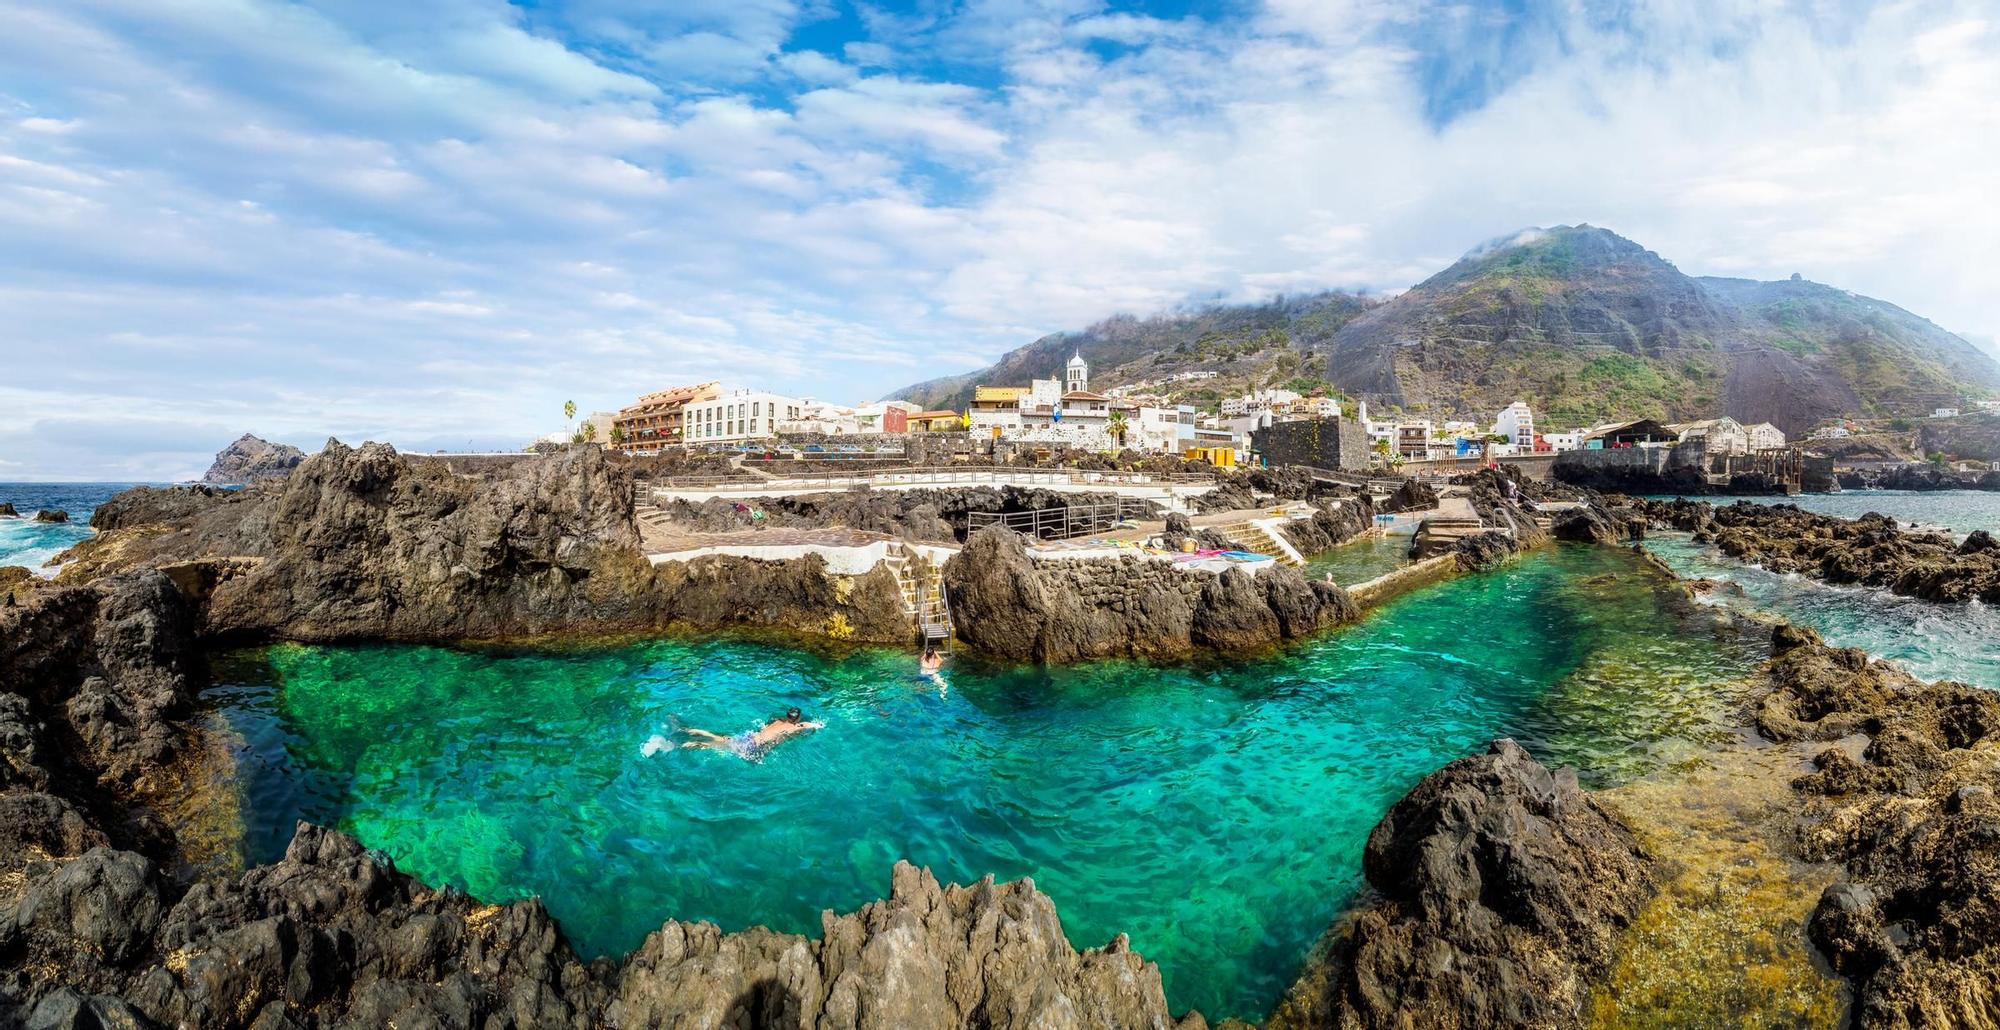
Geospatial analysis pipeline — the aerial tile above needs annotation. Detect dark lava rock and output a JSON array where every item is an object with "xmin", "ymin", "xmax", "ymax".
[
  {"xmin": 943, "ymin": 526, "xmax": 1357, "ymax": 662},
  {"xmin": 1550, "ymin": 504, "xmax": 1620, "ymax": 545},
  {"xmin": 56, "ymin": 441, "xmax": 915, "ymax": 646},
  {"xmin": 1452, "ymin": 530, "xmax": 1522, "ymax": 571},
  {"xmin": 201, "ymin": 433, "xmax": 305, "ymax": 485},
  {"xmin": 1755, "ymin": 634, "xmax": 2000, "ymax": 1025},
  {"xmin": 1381, "ymin": 477, "xmax": 1438, "ymax": 514},
  {"xmin": 1280, "ymin": 497, "xmax": 1375, "ymax": 557},
  {"xmin": 32, "ymin": 510, "xmax": 68, "ymax": 524},
  {"xmin": 1271, "ymin": 739, "xmax": 1654, "ymax": 1029},
  {"xmin": 1631, "ymin": 498, "xmax": 2000, "ymax": 605},
  {"xmin": 88, "ymin": 486, "xmax": 236, "ymax": 533},
  {"xmin": 1959, "ymin": 530, "xmax": 1997, "ymax": 555},
  {"xmin": 0, "ymin": 503, "xmax": 16, "ymax": 518}
]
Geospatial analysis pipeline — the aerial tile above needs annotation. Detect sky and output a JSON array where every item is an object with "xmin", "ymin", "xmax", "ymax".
[{"xmin": 2, "ymin": 0, "xmax": 1996, "ymax": 480}]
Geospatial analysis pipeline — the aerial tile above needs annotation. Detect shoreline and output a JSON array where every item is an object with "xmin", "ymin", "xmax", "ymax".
[{"xmin": 5, "ymin": 449, "xmax": 1997, "ymax": 1026}]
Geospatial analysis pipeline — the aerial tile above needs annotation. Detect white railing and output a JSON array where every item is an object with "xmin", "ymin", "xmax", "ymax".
[{"xmin": 964, "ymin": 498, "xmax": 1160, "ymax": 539}]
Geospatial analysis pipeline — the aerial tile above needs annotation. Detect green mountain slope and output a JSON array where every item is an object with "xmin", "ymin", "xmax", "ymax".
[
  {"xmin": 895, "ymin": 292, "xmax": 1373, "ymax": 411},
  {"xmin": 896, "ymin": 226, "xmax": 2000, "ymax": 435},
  {"xmin": 1322, "ymin": 225, "xmax": 1999, "ymax": 434}
]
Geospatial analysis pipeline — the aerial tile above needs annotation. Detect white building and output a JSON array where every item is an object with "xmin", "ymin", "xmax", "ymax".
[
  {"xmin": 1542, "ymin": 431, "xmax": 1584, "ymax": 453},
  {"xmin": 1933, "ymin": 407, "xmax": 1961, "ymax": 418},
  {"xmin": 683, "ymin": 389, "xmax": 804, "ymax": 444},
  {"xmin": 1746, "ymin": 422, "xmax": 1786, "ymax": 450},
  {"xmin": 1220, "ymin": 388, "xmax": 1302, "ymax": 417},
  {"xmin": 1808, "ymin": 425, "xmax": 1852, "ymax": 440},
  {"xmin": 1669, "ymin": 417, "xmax": 1750, "ymax": 454},
  {"xmin": 1492, "ymin": 402, "xmax": 1536, "ymax": 450}
]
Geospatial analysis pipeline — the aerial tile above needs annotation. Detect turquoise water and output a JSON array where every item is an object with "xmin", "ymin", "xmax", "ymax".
[
  {"xmin": 1646, "ymin": 533, "xmax": 2000, "ymax": 689},
  {"xmin": 1640, "ymin": 489, "xmax": 2000, "ymax": 688},
  {"xmin": 0, "ymin": 482, "xmax": 138, "ymax": 572},
  {"xmin": 1301, "ymin": 532, "xmax": 1410, "ymax": 585},
  {"xmin": 1648, "ymin": 490, "xmax": 1999, "ymax": 537},
  {"xmin": 209, "ymin": 545, "xmax": 1765, "ymax": 1019}
]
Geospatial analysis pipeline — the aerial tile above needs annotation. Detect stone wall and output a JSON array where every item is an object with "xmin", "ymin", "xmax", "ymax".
[{"xmin": 1251, "ymin": 417, "xmax": 1371, "ymax": 471}]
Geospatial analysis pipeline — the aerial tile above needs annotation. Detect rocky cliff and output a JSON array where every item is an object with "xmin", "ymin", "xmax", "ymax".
[
  {"xmin": 201, "ymin": 434, "xmax": 305, "ymax": 485},
  {"xmin": 57, "ymin": 441, "xmax": 913, "ymax": 646},
  {"xmin": 942, "ymin": 527, "xmax": 1360, "ymax": 663}
]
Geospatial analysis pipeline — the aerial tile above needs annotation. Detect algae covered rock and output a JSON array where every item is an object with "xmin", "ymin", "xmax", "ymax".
[{"xmin": 1272, "ymin": 739, "xmax": 1654, "ymax": 1029}]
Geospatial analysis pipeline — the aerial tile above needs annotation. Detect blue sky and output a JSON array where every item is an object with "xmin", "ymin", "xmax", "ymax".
[{"xmin": 3, "ymin": 0, "xmax": 1996, "ymax": 480}]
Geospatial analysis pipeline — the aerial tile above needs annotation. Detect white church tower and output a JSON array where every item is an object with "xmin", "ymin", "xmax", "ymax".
[{"xmin": 1066, "ymin": 351, "xmax": 1089, "ymax": 393}]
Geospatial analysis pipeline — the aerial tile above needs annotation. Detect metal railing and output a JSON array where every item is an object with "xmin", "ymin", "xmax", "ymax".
[
  {"xmin": 643, "ymin": 465, "xmax": 1218, "ymax": 491},
  {"xmin": 965, "ymin": 498, "xmax": 1161, "ymax": 540}
]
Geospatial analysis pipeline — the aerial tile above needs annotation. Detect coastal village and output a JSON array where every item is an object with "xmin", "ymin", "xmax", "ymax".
[{"xmin": 564, "ymin": 350, "xmax": 1990, "ymax": 476}]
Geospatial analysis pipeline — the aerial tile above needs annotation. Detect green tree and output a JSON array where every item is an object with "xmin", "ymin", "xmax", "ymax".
[
  {"xmin": 582, "ymin": 421, "xmax": 599, "ymax": 444},
  {"xmin": 609, "ymin": 423, "xmax": 625, "ymax": 445},
  {"xmin": 1107, "ymin": 409, "xmax": 1128, "ymax": 448},
  {"xmin": 563, "ymin": 399, "xmax": 577, "ymax": 433}
]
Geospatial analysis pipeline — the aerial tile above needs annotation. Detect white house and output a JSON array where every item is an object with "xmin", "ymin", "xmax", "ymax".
[
  {"xmin": 1746, "ymin": 422, "xmax": 1787, "ymax": 450},
  {"xmin": 1542, "ymin": 431, "xmax": 1584, "ymax": 453},
  {"xmin": 1933, "ymin": 407, "xmax": 1961, "ymax": 418},
  {"xmin": 1492, "ymin": 402, "xmax": 1536, "ymax": 450},
  {"xmin": 683, "ymin": 389, "xmax": 805, "ymax": 444}
]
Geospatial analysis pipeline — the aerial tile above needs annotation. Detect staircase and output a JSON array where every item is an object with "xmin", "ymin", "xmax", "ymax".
[
  {"xmin": 635, "ymin": 500, "xmax": 673, "ymax": 535},
  {"xmin": 1213, "ymin": 520, "xmax": 1304, "ymax": 566},
  {"xmin": 885, "ymin": 542, "xmax": 954, "ymax": 650}
]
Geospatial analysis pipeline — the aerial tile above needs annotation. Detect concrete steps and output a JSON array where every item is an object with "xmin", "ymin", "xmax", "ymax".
[
  {"xmin": 1215, "ymin": 520, "xmax": 1304, "ymax": 566},
  {"xmin": 886, "ymin": 542, "xmax": 953, "ymax": 648}
]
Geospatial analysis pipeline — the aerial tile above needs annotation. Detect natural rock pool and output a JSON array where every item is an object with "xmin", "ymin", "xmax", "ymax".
[{"xmin": 206, "ymin": 545, "xmax": 1767, "ymax": 1019}]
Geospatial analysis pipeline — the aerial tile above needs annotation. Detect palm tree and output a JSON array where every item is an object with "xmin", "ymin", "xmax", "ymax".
[
  {"xmin": 609, "ymin": 424, "xmax": 625, "ymax": 446},
  {"xmin": 582, "ymin": 421, "xmax": 598, "ymax": 444},
  {"xmin": 563, "ymin": 400, "xmax": 577, "ymax": 436},
  {"xmin": 1107, "ymin": 409, "xmax": 1129, "ymax": 449}
]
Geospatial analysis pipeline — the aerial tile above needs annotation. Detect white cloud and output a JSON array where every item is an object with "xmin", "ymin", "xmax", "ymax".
[{"xmin": 2, "ymin": 0, "xmax": 1997, "ymax": 480}]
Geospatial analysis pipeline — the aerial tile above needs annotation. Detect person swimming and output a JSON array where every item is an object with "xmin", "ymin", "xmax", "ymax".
[
  {"xmin": 920, "ymin": 646, "xmax": 944, "ymax": 674},
  {"xmin": 680, "ymin": 707, "xmax": 823, "ymax": 760}
]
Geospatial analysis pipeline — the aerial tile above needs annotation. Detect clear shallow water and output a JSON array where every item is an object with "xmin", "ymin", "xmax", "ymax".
[
  {"xmin": 1648, "ymin": 490, "xmax": 2000, "ymax": 537},
  {"xmin": 209, "ymin": 545, "xmax": 1765, "ymax": 1019},
  {"xmin": 0, "ymin": 482, "xmax": 143, "ymax": 572},
  {"xmin": 1645, "ymin": 533, "xmax": 2000, "ymax": 689},
  {"xmin": 1301, "ymin": 533, "xmax": 1410, "ymax": 585}
]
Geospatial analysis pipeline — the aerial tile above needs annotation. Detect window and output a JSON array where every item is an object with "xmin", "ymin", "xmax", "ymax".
[{"xmin": 753, "ymin": 402, "xmax": 760, "ymax": 417}]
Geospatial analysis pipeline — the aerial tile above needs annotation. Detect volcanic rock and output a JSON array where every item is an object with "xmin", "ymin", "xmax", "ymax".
[
  {"xmin": 943, "ymin": 527, "xmax": 1357, "ymax": 662},
  {"xmin": 31, "ymin": 510, "xmax": 68, "ymax": 524},
  {"xmin": 1270, "ymin": 739, "xmax": 1654, "ymax": 1029},
  {"xmin": 1749, "ymin": 629, "xmax": 2000, "ymax": 1025},
  {"xmin": 1381, "ymin": 478, "xmax": 1438, "ymax": 513},
  {"xmin": 201, "ymin": 434, "xmax": 305, "ymax": 485}
]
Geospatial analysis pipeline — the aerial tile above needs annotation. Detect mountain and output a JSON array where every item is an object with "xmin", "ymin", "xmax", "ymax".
[
  {"xmin": 895, "ymin": 292, "xmax": 1376, "ymax": 412},
  {"xmin": 898, "ymin": 226, "xmax": 2000, "ymax": 435}
]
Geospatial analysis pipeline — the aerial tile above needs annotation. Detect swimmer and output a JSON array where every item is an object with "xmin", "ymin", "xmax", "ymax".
[
  {"xmin": 919, "ymin": 645, "xmax": 949, "ymax": 698},
  {"xmin": 680, "ymin": 707, "xmax": 823, "ymax": 760}
]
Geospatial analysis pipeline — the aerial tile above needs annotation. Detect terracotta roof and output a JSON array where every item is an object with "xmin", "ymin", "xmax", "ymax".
[{"xmin": 1062, "ymin": 390, "xmax": 1110, "ymax": 401}]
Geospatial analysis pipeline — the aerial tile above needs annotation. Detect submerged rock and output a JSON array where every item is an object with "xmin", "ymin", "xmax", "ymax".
[
  {"xmin": 1271, "ymin": 739, "xmax": 1654, "ymax": 1029},
  {"xmin": 201, "ymin": 433, "xmax": 305, "ymax": 485},
  {"xmin": 31, "ymin": 510, "xmax": 68, "ymax": 524}
]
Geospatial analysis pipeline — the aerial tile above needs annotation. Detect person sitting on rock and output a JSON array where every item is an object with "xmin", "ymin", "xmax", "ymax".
[{"xmin": 680, "ymin": 707, "xmax": 823, "ymax": 760}]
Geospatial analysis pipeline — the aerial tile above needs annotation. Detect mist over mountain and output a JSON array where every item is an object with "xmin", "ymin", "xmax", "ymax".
[{"xmin": 899, "ymin": 226, "xmax": 2000, "ymax": 435}]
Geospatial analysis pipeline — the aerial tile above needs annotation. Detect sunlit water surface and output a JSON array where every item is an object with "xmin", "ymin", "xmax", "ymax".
[{"xmin": 210, "ymin": 545, "xmax": 1767, "ymax": 1019}]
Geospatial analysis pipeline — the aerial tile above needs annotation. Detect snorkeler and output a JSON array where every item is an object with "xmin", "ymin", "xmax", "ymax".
[{"xmin": 680, "ymin": 707, "xmax": 824, "ymax": 760}]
